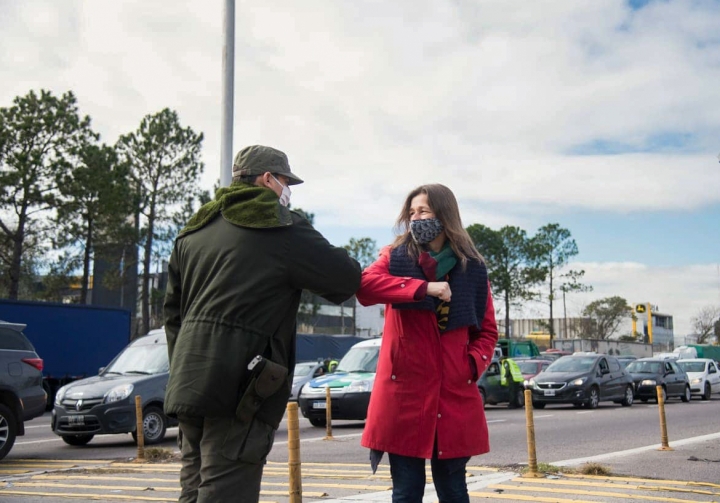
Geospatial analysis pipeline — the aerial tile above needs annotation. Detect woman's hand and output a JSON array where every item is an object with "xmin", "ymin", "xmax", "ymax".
[{"xmin": 427, "ymin": 281, "xmax": 451, "ymax": 302}]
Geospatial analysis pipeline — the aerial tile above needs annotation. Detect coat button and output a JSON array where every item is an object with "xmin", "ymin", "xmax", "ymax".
[
  {"xmin": 467, "ymin": 380, "xmax": 472, "ymax": 384},
  {"xmin": 438, "ymin": 451, "xmax": 443, "ymax": 456},
  {"xmin": 391, "ymin": 375, "xmax": 396, "ymax": 380},
  {"xmin": 437, "ymin": 413, "xmax": 441, "ymax": 418},
  {"xmin": 400, "ymin": 283, "xmax": 405, "ymax": 288},
  {"xmin": 482, "ymin": 355, "xmax": 487, "ymax": 360}
]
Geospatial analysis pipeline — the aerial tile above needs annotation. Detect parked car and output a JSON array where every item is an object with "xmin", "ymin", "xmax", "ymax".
[
  {"xmin": 676, "ymin": 358, "xmax": 720, "ymax": 400},
  {"xmin": 289, "ymin": 361, "xmax": 326, "ymax": 402},
  {"xmin": 625, "ymin": 357, "xmax": 691, "ymax": 403},
  {"xmin": 0, "ymin": 320, "xmax": 47, "ymax": 460},
  {"xmin": 298, "ymin": 338, "xmax": 380, "ymax": 427},
  {"xmin": 51, "ymin": 328, "xmax": 177, "ymax": 446},
  {"xmin": 478, "ymin": 358, "xmax": 550, "ymax": 408},
  {"xmin": 527, "ymin": 354, "xmax": 635, "ymax": 409}
]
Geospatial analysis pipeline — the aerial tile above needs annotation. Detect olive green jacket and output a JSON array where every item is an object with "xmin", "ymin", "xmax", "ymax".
[{"xmin": 163, "ymin": 183, "xmax": 361, "ymax": 428}]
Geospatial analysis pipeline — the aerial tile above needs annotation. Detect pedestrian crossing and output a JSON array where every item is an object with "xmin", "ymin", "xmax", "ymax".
[{"xmin": 1, "ymin": 459, "xmax": 718, "ymax": 502}]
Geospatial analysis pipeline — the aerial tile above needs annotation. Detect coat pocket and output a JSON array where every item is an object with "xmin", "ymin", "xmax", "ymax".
[{"xmin": 221, "ymin": 417, "xmax": 276, "ymax": 465}]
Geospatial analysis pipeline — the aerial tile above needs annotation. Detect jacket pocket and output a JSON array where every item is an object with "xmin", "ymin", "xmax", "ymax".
[{"xmin": 221, "ymin": 417, "xmax": 276, "ymax": 464}]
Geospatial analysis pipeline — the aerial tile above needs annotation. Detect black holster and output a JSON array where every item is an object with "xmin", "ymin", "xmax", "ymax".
[{"xmin": 235, "ymin": 358, "xmax": 288, "ymax": 424}]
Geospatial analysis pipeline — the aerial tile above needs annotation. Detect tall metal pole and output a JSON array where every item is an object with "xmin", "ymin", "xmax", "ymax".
[{"xmin": 220, "ymin": 0, "xmax": 235, "ymax": 187}]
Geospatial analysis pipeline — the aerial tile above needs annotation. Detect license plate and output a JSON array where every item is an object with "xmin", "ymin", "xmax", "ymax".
[
  {"xmin": 312, "ymin": 401, "xmax": 327, "ymax": 410},
  {"xmin": 68, "ymin": 415, "xmax": 85, "ymax": 425},
  {"xmin": 543, "ymin": 389, "xmax": 555, "ymax": 397}
]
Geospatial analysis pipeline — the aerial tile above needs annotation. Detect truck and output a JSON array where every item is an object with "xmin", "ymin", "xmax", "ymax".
[
  {"xmin": 682, "ymin": 344, "xmax": 720, "ymax": 363},
  {"xmin": 552, "ymin": 338, "xmax": 652, "ymax": 358},
  {"xmin": 497, "ymin": 338, "xmax": 541, "ymax": 358},
  {"xmin": 0, "ymin": 299, "xmax": 132, "ymax": 408},
  {"xmin": 295, "ymin": 333, "xmax": 368, "ymax": 363}
]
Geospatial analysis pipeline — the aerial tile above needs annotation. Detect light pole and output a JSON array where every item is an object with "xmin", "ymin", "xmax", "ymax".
[{"xmin": 220, "ymin": 0, "xmax": 235, "ymax": 187}]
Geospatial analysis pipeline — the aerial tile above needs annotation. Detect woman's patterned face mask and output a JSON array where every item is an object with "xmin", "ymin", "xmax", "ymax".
[{"xmin": 410, "ymin": 218, "xmax": 444, "ymax": 244}]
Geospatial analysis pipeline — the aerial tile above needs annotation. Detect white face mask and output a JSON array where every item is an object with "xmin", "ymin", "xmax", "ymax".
[{"xmin": 272, "ymin": 175, "xmax": 292, "ymax": 207}]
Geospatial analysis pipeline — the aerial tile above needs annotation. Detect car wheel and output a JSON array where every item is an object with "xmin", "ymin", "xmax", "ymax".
[
  {"xmin": 43, "ymin": 381, "xmax": 54, "ymax": 411},
  {"xmin": 681, "ymin": 385, "xmax": 691, "ymax": 403},
  {"xmin": 702, "ymin": 382, "xmax": 711, "ymax": 401},
  {"xmin": 0, "ymin": 403, "xmax": 18, "ymax": 460},
  {"xmin": 586, "ymin": 387, "xmax": 599, "ymax": 409},
  {"xmin": 516, "ymin": 389, "xmax": 525, "ymax": 408},
  {"xmin": 531, "ymin": 401, "xmax": 545, "ymax": 409},
  {"xmin": 61, "ymin": 434, "xmax": 94, "ymax": 446},
  {"xmin": 479, "ymin": 388, "xmax": 486, "ymax": 409},
  {"xmin": 131, "ymin": 406, "xmax": 168, "ymax": 445},
  {"xmin": 308, "ymin": 417, "xmax": 326, "ymax": 427},
  {"xmin": 621, "ymin": 385, "xmax": 634, "ymax": 407}
]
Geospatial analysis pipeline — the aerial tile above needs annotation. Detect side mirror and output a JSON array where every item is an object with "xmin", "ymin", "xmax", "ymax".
[
  {"xmin": 600, "ymin": 368, "xmax": 610, "ymax": 375},
  {"xmin": 98, "ymin": 367, "xmax": 105, "ymax": 374}
]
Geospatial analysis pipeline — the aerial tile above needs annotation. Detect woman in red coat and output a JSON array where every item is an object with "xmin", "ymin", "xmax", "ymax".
[{"xmin": 356, "ymin": 184, "xmax": 498, "ymax": 503}]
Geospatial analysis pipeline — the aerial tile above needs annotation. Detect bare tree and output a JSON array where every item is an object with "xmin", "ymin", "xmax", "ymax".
[{"xmin": 691, "ymin": 305, "xmax": 720, "ymax": 344}]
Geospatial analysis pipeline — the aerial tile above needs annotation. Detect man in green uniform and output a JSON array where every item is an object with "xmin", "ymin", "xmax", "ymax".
[
  {"xmin": 164, "ymin": 145, "xmax": 362, "ymax": 503},
  {"xmin": 501, "ymin": 357, "xmax": 525, "ymax": 409}
]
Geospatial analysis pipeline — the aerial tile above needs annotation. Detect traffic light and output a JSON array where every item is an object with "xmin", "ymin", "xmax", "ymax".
[{"xmin": 635, "ymin": 304, "xmax": 646, "ymax": 314}]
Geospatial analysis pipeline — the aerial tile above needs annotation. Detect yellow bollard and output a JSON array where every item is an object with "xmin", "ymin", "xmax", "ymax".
[
  {"xmin": 134, "ymin": 395, "xmax": 145, "ymax": 462},
  {"xmin": 656, "ymin": 385, "xmax": 673, "ymax": 451},
  {"xmin": 287, "ymin": 402, "xmax": 302, "ymax": 503},
  {"xmin": 324, "ymin": 386, "xmax": 333, "ymax": 440},
  {"xmin": 522, "ymin": 389, "xmax": 542, "ymax": 477}
]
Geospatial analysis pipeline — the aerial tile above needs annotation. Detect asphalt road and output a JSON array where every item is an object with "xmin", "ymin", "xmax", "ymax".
[{"xmin": 2, "ymin": 395, "xmax": 719, "ymax": 502}]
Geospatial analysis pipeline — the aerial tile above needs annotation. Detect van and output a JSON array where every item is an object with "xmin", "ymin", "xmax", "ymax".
[{"xmin": 51, "ymin": 328, "xmax": 176, "ymax": 446}]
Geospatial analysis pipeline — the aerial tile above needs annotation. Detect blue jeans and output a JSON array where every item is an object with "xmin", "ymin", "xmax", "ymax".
[{"xmin": 388, "ymin": 453, "xmax": 470, "ymax": 503}]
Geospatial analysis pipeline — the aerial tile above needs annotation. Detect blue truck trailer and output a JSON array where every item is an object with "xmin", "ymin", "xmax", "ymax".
[{"xmin": 0, "ymin": 299, "xmax": 132, "ymax": 408}]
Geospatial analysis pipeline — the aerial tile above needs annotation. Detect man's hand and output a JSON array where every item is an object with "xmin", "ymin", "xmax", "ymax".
[{"xmin": 427, "ymin": 281, "xmax": 452, "ymax": 302}]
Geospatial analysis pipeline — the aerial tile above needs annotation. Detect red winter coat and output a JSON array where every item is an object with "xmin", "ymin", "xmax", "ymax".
[{"xmin": 357, "ymin": 246, "xmax": 498, "ymax": 460}]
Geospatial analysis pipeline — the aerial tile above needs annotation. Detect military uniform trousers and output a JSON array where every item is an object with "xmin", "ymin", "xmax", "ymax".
[{"xmin": 177, "ymin": 415, "xmax": 276, "ymax": 503}]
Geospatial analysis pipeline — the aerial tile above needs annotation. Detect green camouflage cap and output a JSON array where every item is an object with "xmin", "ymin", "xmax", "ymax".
[{"xmin": 232, "ymin": 145, "xmax": 304, "ymax": 185}]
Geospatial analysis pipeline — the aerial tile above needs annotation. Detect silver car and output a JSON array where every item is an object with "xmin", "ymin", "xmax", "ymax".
[{"xmin": 289, "ymin": 361, "xmax": 326, "ymax": 402}]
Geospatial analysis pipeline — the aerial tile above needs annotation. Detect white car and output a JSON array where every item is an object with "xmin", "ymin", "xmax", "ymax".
[{"xmin": 677, "ymin": 358, "xmax": 720, "ymax": 400}]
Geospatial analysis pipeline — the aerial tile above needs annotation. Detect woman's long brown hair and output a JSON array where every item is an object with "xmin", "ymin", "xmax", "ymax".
[{"xmin": 391, "ymin": 184, "xmax": 484, "ymax": 269}]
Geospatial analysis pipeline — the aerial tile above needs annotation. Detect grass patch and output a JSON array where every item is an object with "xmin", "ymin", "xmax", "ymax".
[
  {"xmin": 578, "ymin": 462, "xmax": 611, "ymax": 476},
  {"xmin": 141, "ymin": 447, "xmax": 180, "ymax": 463},
  {"xmin": 520, "ymin": 463, "xmax": 576, "ymax": 475}
]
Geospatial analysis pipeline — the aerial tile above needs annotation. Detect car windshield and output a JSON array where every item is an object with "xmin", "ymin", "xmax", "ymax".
[
  {"xmin": 546, "ymin": 358, "xmax": 595, "ymax": 373},
  {"xmin": 518, "ymin": 362, "xmax": 539, "ymax": 374},
  {"xmin": 336, "ymin": 346, "xmax": 379, "ymax": 373},
  {"xmin": 677, "ymin": 361, "xmax": 705, "ymax": 373},
  {"xmin": 626, "ymin": 361, "xmax": 661, "ymax": 374},
  {"xmin": 294, "ymin": 363, "xmax": 317, "ymax": 376},
  {"xmin": 104, "ymin": 343, "xmax": 169, "ymax": 375}
]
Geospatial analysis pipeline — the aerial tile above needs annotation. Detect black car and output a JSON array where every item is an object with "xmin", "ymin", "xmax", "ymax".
[
  {"xmin": 625, "ymin": 358, "xmax": 691, "ymax": 403},
  {"xmin": 0, "ymin": 320, "xmax": 47, "ymax": 460},
  {"xmin": 51, "ymin": 328, "xmax": 177, "ymax": 446},
  {"xmin": 527, "ymin": 353, "xmax": 634, "ymax": 409}
]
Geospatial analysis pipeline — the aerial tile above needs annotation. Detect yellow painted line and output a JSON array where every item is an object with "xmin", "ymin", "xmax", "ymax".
[
  {"xmin": 560, "ymin": 472, "xmax": 720, "ymax": 488},
  {"xmin": 490, "ymin": 483, "xmax": 710, "ymax": 503},
  {"xmin": 508, "ymin": 477, "xmax": 719, "ymax": 497},
  {"xmin": 11, "ymin": 459, "xmax": 112, "ymax": 464},
  {"xmin": 0, "ymin": 490, "xmax": 177, "ymax": 501},
  {"xmin": 7, "ymin": 481, "xmax": 178, "ymax": 492},
  {"xmin": 30, "ymin": 474, "xmax": 391, "ymax": 491},
  {"xmin": 470, "ymin": 492, "xmax": 600, "ymax": 502}
]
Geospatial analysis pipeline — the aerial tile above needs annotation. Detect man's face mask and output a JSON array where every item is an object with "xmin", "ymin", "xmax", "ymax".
[
  {"xmin": 410, "ymin": 218, "xmax": 444, "ymax": 244},
  {"xmin": 272, "ymin": 175, "xmax": 291, "ymax": 207}
]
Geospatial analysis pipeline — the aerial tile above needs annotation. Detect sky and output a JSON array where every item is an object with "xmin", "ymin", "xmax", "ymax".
[{"xmin": 2, "ymin": 0, "xmax": 720, "ymax": 339}]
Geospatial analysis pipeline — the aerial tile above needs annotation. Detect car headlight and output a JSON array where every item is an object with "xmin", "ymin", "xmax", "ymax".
[
  {"xmin": 299, "ymin": 384, "xmax": 312, "ymax": 398},
  {"xmin": 104, "ymin": 384, "xmax": 134, "ymax": 404},
  {"xmin": 54, "ymin": 385, "xmax": 68, "ymax": 405},
  {"xmin": 528, "ymin": 378, "xmax": 538, "ymax": 389},
  {"xmin": 523, "ymin": 379, "xmax": 530, "ymax": 388},
  {"xmin": 641, "ymin": 379, "xmax": 656, "ymax": 387},
  {"xmin": 690, "ymin": 378, "xmax": 701, "ymax": 385},
  {"xmin": 571, "ymin": 378, "xmax": 586, "ymax": 386},
  {"xmin": 346, "ymin": 379, "xmax": 373, "ymax": 393}
]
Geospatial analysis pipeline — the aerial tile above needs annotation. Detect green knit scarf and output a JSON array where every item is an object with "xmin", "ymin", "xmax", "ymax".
[
  {"xmin": 179, "ymin": 182, "xmax": 292, "ymax": 237},
  {"xmin": 428, "ymin": 242, "xmax": 457, "ymax": 280}
]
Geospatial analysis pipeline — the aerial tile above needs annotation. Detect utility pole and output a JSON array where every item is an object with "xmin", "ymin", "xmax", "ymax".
[{"xmin": 220, "ymin": 0, "xmax": 235, "ymax": 187}]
